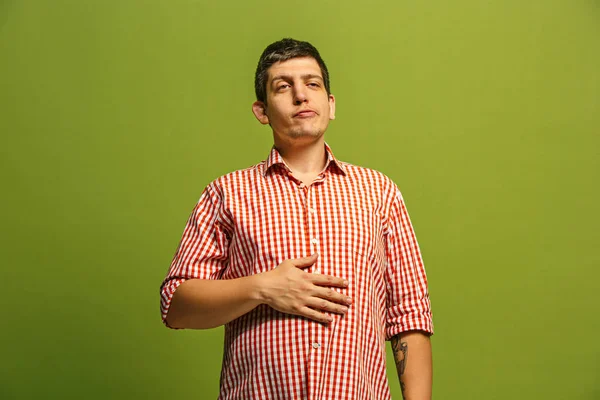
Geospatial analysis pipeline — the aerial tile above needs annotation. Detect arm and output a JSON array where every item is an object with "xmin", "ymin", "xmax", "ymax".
[
  {"xmin": 166, "ymin": 254, "xmax": 351, "ymax": 329},
  {"xmin": 165, "ymin": 274, "xmax": 263, "ymax": 329},
  {"xmin": 383, "ymin": 184, "xmax": 434, "ymax": 397},
  {"xmin": 391, "ymin": 330, "xmax": 432, "ymax": 400},
  {"xmin": 161, "ymin": 183, "xmax": 351, "ymax": 329}
]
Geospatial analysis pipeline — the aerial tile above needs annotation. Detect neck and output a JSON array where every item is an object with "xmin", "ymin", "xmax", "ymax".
[{"xmin": 274, "ymin": 137, "xmax": 327, "ymax": 177}]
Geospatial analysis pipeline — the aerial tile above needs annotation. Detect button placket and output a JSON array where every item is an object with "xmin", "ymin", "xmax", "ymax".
[
  {"xmin": 306, "ymin": 187, "xmax": 317, "ymax": 255},
  {"xmin": 305, "ymin": 184, "xmax": 324, "ymax": 400},
  {"xmin": 307, "ymin": 188, "xmax": 320, "ymax": 274}
]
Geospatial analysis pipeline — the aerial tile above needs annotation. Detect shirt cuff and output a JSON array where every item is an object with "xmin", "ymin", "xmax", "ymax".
[
  {"xmin": 160, "ymin": 278, "xmax": 187, "ymax": 329},
  {"xmin": 386, "ymin": 309, "xmax": 434, "ymax": 340}
]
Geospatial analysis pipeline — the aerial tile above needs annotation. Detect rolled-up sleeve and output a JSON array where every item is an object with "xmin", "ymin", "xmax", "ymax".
[
  {"xmin": 384, "ymin": 186, "xmax": 433, "ymax": 339},
  {"xmin": 159, "ymin": 182, "xmax": 231, "ymax": 328}
]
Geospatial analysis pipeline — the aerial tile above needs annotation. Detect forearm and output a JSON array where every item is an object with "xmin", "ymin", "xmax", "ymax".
[
  {"xmin": 391, "ymin": 330, "xmax": 432, "ymax": 400},
  {"xmin": 163, "ymin": 254, "xmax": 350, "ymax": 329},
  {"xmin": 165, "ymin": 275, "xmax": 264, "ymax": 329}
]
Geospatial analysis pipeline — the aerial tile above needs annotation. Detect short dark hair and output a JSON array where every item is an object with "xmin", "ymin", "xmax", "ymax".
[{"xmin": 254, "ymin": 38, "xmax": 331, "ymax": 104}]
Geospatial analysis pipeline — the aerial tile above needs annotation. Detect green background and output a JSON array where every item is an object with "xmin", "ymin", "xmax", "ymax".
[{"xmin": 1, "ymin": 0, "xmax": 598, "ymax": 399}]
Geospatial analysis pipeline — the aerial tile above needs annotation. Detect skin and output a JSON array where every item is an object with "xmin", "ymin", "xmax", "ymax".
[
  {"xmin": 252, "ymin": 56, "xmax": 336, "ymax": 185},
  {"xmin": 391, "ymin": 331, "xmax": 433, "ymax": 400}
]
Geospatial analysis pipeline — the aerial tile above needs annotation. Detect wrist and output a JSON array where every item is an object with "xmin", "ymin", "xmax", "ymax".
[{"xmin": 249, "ymin": 272, "xmax": 270, "ymax": 305}]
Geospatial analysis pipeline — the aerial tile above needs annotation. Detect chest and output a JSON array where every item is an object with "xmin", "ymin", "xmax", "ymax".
[{"xmin": 222, "ymin": 175, "xmax": 387, "ymax": 278}]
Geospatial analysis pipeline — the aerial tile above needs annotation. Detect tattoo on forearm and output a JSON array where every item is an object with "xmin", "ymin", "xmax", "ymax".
[{"xmin": 392, "ymin": 336, "xmax": 408, "ymax": 395}]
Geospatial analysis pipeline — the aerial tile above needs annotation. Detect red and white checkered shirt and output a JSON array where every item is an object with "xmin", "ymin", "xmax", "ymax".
[{"xmin": 160, "ymin": 143, "xmax": 433, "ymax": 400}]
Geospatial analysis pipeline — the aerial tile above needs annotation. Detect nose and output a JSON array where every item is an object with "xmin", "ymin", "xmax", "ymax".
[{"xmin": 293, "ymin": 85, "xmax": 308, "ymax": 105}]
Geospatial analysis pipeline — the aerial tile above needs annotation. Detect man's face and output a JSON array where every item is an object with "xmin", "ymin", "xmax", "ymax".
[{"xmin": 252, "ymin": 57, "xmax": 336, "ymax": 145}]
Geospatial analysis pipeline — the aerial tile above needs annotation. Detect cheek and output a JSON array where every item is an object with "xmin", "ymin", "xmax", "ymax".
[
  {"xmin": 266, "ymin": 103, "xmax": 287, "ymax": 120},
  {"xmin": 268, "ymin": 111, "xmax": 286, "ymax": 126}
]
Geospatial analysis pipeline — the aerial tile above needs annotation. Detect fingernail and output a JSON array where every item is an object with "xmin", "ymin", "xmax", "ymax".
[
  {"xmin": 343, "ymin": 280, "xmax": 348, "ymax": 286},
  {"xmin": 346, "ymin": 297, "xmax": 352, "ymax": 304}
]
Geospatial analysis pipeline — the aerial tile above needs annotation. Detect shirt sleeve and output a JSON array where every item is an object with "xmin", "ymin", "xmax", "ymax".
[
  {"xmin": 384, "ymin": 185, "xmax": 434, "ymax": 339},
  {"xmin": 159, "ymin": 182, "xmax": 231, "ymax": 328}
]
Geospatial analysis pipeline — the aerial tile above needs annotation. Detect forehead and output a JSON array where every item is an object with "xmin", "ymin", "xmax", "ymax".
[{"xmin": 267, "ymin": 57, "xmax": 323, "ymax": 81}]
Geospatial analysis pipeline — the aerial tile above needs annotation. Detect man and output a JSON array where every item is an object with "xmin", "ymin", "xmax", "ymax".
[{"xmin": 160, "ymin": 38, "xmax": 433, "ymax": 400}]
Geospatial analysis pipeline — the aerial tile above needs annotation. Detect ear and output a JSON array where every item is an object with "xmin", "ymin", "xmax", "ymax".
[
  {"xmin": 252, "ymin": 101, "xmax": 270, "ymax": 125},
  {"xmin": 328, "ymin": 94, "xmax": 336, "ymax": 120}
]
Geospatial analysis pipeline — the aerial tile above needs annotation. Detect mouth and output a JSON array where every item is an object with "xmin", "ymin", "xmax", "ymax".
[{"xmin": 294, "ymin": 109, "xmax": 317, "ymax": 118}]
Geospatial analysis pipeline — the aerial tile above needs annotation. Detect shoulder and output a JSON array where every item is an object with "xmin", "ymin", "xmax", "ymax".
[
  {"xmin": 338, "ymin": 161, "xmax": 398, "ymax": 193},
  {"xmin": 335, "ymin": 161, "xmax": 402, "ymax": 218},
  {"xmin": 205, "ymin": 161, "xmax": 266, "ymax": 194}
]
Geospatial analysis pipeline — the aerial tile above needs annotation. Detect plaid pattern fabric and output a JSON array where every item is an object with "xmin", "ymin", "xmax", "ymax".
[{"xmin": 160, "ymin": 143, "xmax": 433, "ymax": 400}]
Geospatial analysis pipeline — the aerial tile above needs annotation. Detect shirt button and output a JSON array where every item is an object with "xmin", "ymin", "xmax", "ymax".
[
  {"xmin": 311, "ymin": 238, "xmax": 318, "ymax": 245},
  {"xmin": 308, "ymin": 207, "xmax": 316, "ymax": 214},
  {"xmin": 312, "ymin": 342, "xmax": 320, "ymax": 349}
]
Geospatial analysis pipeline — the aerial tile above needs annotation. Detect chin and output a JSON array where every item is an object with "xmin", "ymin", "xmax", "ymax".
[
  {"xmin": 274, "ymin": 127, "xmax": 326, "ymax": 145},
  {"xmin": 287, "ymin": 129, "xmax": 324, "ymax": 139}
]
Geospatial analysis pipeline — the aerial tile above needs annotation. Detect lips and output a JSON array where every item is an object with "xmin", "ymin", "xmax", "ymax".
[{"xmin": 294, "ymin": 109, "xmax": 317, "ymax": 118}]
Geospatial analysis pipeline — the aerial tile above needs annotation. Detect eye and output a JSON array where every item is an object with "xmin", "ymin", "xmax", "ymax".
[
  {"xmin": 277, "ymin": 84, "xmax": 291, "ymax": 91},
  {"xmin": 308, "ymin": 82, "xmax": 321, "ymax": 88}
]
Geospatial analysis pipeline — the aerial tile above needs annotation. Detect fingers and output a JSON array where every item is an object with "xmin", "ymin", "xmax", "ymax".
[
  {"xmin": 314, "ymin": 287, "xmax": 353, "ymax": 307},
  {"xmin": 291, "ymin": 253, "xmax": 319, "ymax": 269},
  {"xmin": 305, "ymin": 297, "xmax": 349, "ymax": 316},
  {"xmin": 269, "ymin": 254, "xmax": 353, "ymax": 324},
  {"xmin": 299, "ymin": 306, "xmax": 333, "ymax": 324},
  {"xmin": 298, "ymin": 294, "xmax": 350, "ymax": 324},
  {"xmin": 310, "ymin": 273, "xmax": 348, "ymax": 289}
]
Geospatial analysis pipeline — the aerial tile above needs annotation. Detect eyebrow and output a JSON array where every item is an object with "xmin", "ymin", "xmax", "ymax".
[{"xmin": 270, "ymin": 74, "xmax": 324, "ymax": 84}]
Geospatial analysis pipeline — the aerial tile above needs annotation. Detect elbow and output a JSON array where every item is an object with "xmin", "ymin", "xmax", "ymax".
[
  {"xmin": 161, "ymin": 278, "xmax": 192, "ymax": 329},
  {"xmin": 162, "ymin": 301, "xmax": 187, "ymax": 329},
  {"xmin": 160, "ymin": 279, "xmax": 222, "ymax": 330},
  {"xmin": 163, "ymin": 311, "xmax": 184, "ymax": 329},
  {"xmin": 163, "ymin": 296, "xmax": 192, "ymax": 329},
  {"xmin": 163, "ymin": 300, "xmax": 214, "ymax": 330}
]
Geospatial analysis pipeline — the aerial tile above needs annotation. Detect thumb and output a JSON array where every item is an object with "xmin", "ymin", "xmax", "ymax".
[{"xmin": 291, "ymin": 253, "xmax": 318, "ymax": 269}]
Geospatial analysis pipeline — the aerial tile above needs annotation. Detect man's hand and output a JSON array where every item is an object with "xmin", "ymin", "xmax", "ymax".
[{"xmin": 257, "ymin": 253, "xmax": 352, "ymax": 323}]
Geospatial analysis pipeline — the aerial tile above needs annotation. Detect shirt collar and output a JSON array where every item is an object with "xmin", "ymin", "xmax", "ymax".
[{"xmin": 262, "ymin": 142, "xmax": 347, "ymax": 177}]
